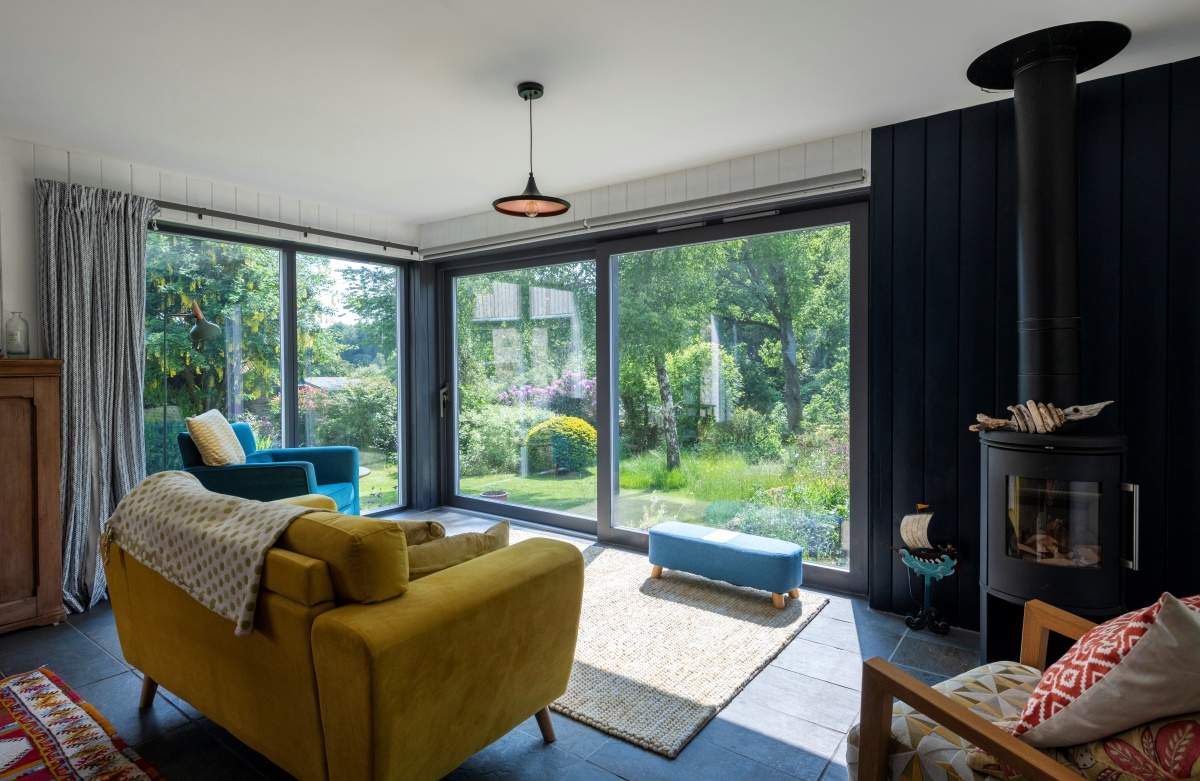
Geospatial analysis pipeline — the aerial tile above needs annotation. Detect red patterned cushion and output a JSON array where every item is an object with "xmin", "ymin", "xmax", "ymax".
[{"xmin": 1015, "ymin": 593, "xmax": 1200, "ymax": 747}]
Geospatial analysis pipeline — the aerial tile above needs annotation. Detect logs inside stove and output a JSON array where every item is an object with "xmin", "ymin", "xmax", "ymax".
[{"xmin": 967, "ymin": 23, "xmax": 1137, "ymax": 662}]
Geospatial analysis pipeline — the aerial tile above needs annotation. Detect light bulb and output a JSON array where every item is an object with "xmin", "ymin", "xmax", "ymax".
[{"xmin": 524, "ymin": 200, "xmax": 540, "ymax": 218}]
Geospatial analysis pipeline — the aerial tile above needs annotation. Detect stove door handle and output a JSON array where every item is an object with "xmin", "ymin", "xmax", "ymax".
[{"xmin": 1121, "ymin": 482, "xmax": 1139, "ymax": 571}]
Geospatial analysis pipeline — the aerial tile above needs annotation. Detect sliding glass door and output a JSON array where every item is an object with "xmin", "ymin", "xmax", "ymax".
[
  {"xmin": 296, "ymin": 254, "xmax": 402, "ymax": 511},
  {"xmin": 595, "ymin": 204, "xmax": 868, "ymax": 590},
  {"xmin": 142, "ymin": 229, "xmax": 407, "ymax": 513},
  {"xmin": 447, "ymin": 258, "xmax": 597, "ymax": 531},
  {"xmin": 610, "ymin": 224, "xmax": 853, "ymax": 569},
  {"xmin": 143, "ymin": 233, "xmax": 283, "ymax": 473}
]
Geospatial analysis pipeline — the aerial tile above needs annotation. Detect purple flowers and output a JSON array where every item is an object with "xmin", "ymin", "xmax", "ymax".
[{"xmin": 497, "ymin": 371, "xmax": 597, "ymax": 417}]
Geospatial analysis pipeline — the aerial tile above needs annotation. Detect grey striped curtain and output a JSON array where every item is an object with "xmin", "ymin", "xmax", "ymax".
[{"xmin": 36, "ymin": 179, "xmax": 159, "ymax": 612}]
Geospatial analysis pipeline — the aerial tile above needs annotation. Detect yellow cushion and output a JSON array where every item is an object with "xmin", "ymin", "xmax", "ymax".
[
  {"xmin": 260, "ymin": 548, "xmax": 336, "ymax": 607},
  {"xmin": 393, "ymin": 519, "xmax": 447, "ymax": 547},
  {"xmin": 185, "ymin": 409, "xmax": 246, "ymax": 466},
  {"xmin": 274, "ymin": 494, "xmax": 338, "ymax": 511},
  {"xmin": 408, "ymin": 521, "xmax": 509, "ymax": 580},
  {"xmin": 276, "ymin": 511, "xmax": 408, "ymax": 603}
]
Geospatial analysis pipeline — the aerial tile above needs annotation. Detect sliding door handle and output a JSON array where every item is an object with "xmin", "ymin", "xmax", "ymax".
[{"xmin": 439, "ymin": 385, "xmax": 450, "ymax": 418}]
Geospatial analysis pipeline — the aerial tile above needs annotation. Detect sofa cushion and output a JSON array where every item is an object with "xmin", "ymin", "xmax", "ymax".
[
  {"xmin": 276, "ymin": 511, "xmax": 407, "ymax": 603},
  {"xmin": 1014, "ymin": 593, "xmax": 1200, "ymax": 747},
  {"xmin": 185, "ymin": 409, "xmax": 246, "ymax": 466},
  {"xmin": 968, "ymin": 711, "xmax": 1200, "ymax": 781},
  {"xmin": 315, "ymin": 481, "xmax": 356, "ymax": 511},
  {"xmin": 260, "ymin": 548, "xmax": 336, "ymax": 606},
  {"xmin": 846, "ymin": 661, "xmax": 1043, "ymax": 781},
  {"xmin": 408, "ymin": 521, "xmax": 509, "ymax": 580}
]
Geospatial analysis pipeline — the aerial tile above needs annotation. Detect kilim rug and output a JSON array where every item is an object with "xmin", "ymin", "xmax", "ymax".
[
  {"xmin": 511, "ymin": 530, "xmax": 828, "ymax": 758},
  {"xmin": 0, "ymin": 668, "xmax": 159, "ymax": 780}
]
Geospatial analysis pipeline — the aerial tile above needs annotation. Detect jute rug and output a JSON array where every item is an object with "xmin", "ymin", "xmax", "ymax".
[
  {"xmin": 0, "ymin": 668, "xmax": 160, "ymax": 780},
  {"xmin": 513, "ymin": 530, "xmax": 828, "ymax": 758}
]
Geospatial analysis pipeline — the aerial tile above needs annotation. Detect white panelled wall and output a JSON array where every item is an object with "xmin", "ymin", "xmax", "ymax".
[
  {"xmin": 0, "ymin": 135, "xmax": 418, "ymax": 359},
  {"xmin": 0, "ymin": 128, "xmax": 870, "ymax": 357},
  {"xmin": 418, "ymin": 130, "xmax": 870, "ymax": 250}
]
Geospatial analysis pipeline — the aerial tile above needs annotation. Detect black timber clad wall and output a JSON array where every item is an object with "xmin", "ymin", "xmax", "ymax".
[{"xmin": 869, "ymin": 57, "xmax": 1200, "ymax": 629}]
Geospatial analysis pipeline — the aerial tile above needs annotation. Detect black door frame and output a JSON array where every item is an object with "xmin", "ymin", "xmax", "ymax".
[
  {"xmin": 433, "ymin": 200, "xmax": 868, "ymax": 593},
  {"xmin": 593, "ymin": 203, "xmax": 869, "ymax": 593}
]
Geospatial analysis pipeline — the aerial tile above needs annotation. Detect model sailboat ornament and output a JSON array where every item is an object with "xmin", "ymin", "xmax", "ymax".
[{"xmin": 897, "ymin": 504, "xmax": 959, "ymax": 635}]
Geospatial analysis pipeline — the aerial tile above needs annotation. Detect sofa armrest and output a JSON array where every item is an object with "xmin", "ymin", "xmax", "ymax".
[
  {"xmin": 311, "ymin": 538, "xmax": 584, "ymax": 781},
  {"xmin": 185, "ymin": 461, "xmax": 317, "ymax": 502},
  {"xmin": 1020, "ymin": 599, "xmax": 1098, "ymax": 671},
  {"xmin": 858, "ymin": 658, "xmax": 1079, "ymax": 781},
  {"xmin": 264, "ymin": 446, "xmax": 359, "ymax": 485}
]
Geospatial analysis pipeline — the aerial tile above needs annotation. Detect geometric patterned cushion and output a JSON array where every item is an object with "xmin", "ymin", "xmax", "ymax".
[
  {"xmin": 847, "ymin": 662, "xmax": 1046, "ymax": 781},
  {"xmin": 185, "ymin": 409, "xmax": 246, "ymax": 467}
]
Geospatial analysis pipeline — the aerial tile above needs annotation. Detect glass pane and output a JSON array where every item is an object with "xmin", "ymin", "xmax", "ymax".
[
  {"xmin": 615, "ymin": 224, "xmax": 852, "ymax": 568},
  {"xmin": 1006, "ymin": 477, "xmax": 1101, "ymax": 568},
  {"xmin": 297, "ymin": 254, "xmax": 401, "ymax": 512},
  {"xmin": 454, "ymin": 262, "xmax": 597, "ymax": 518},
  {"xmin": 143, "ymin": 233, "xmax": 282, "ymax": 474}
]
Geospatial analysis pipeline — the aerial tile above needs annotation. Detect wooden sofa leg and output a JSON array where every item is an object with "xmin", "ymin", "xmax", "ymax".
[
  {"xmin": 789, "ymin": 588, "xmax": 800, "ymax": 598},
  {"xmin": 772, "ymin": 592, "xmax": 786, "ymax": 609},
  {"xmin": 139, "ymin": 676, "xmax": 159, "ymax": 710},
  {"xmin": 534, "ymin": 706, "xmax": 556, "ymax": 743},
  {"xmin": 650, "ymin": 565, "xmax": 663, "ymax": 579}
]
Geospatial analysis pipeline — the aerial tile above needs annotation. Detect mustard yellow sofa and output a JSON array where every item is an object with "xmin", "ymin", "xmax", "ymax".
[{"xmin": 104, "ymin": 494, "xmax": 585, "ymax": 781}]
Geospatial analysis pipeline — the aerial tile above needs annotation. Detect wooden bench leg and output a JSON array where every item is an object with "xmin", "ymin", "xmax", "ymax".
[
  {"xmin": 139, "ymin": 676, "xmax": 159, "ymax": 710},
  {"xmin": 650, "ymin": 565, "xmax": 663, "ymax": 579},
  {"xmin": 789, "ymin": 588, "xmax": 800, "ymax": 598},
  {"xmin": 772, "ymin": 592, "xmax": 786, "ymax": 609},
  {"xmin": 534, "ymin": 706, "xmax": 556, "ymax": 743}
]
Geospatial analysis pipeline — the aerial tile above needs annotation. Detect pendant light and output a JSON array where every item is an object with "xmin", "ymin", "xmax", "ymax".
[{"xmin": 492, "ymin": 82, "xmax": 570, "ymax": 218}]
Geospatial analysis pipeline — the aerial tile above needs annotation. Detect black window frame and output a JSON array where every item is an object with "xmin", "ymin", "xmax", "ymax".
[{"xmin": 144, "ymin": 223, "xmax": 414, "ymax": 516}]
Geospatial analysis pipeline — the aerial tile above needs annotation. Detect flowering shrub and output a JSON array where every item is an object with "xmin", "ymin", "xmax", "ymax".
[
  {"xmin": 525, "ymin": 415, "xmax": 597, "ymax": 474},
  {"xmin": 497, "ymin": 371, "xmax": 597, "ymax": 422}
]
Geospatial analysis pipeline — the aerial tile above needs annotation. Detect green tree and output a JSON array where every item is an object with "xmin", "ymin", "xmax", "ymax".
[
  {"xmin": 617, "ymin": 244, "xmax": 721, "ymax": 469},
  {"xmin": 718, "ymin": 225, "xmax": 850, "ymax": 436}
]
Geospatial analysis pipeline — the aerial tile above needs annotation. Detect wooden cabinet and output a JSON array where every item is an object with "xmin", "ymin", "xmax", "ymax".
[{"xmin": 0, "ymin": 359, "xmax": 65, "ymax": 634}]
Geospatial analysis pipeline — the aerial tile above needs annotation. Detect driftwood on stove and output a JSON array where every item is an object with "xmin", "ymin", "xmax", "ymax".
[{"xmin": 969, "ymin": 400, "xmax": 1113, "ymax": 433}]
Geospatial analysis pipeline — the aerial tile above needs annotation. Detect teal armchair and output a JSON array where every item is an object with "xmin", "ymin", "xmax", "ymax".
[{"xmin": 178, "ymin": 422, "xmax": 360, "ymax": 514}]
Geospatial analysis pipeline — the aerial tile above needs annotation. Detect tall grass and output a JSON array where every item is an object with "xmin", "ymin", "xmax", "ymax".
[{"xmin": 618, "ymin": 450, "xmax": 786, "ymax": 502}]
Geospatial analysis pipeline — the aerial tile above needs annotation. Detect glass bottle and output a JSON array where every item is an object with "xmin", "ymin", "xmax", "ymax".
[{"xmin": 5, "ymin": 311, "xmax": 29, "ymax": 357}]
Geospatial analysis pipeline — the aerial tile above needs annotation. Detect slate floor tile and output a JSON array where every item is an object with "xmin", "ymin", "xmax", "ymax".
[
  {"xmin": 198, "ymin": 717, "xmax": 297, "ymax": 780},
  {"xmin": 0, "ymin": 627, "xmax": 126, "ymax": 688},
  {"xmin": 560, "ymin": 763, "xmax": 627, "ymax": 781},
  {"xmin": 799, "ymin": 615, "xmax": 904, "ymax": 660},
  {"xmin": 444, "ymin": 726, "xmax": 582, "ymax": 780},
  {"xmin": 903, "ymin": 625, "xmax": 982, "ymax": 653},
  {"xmin": 890, "ymin": 635, "xmax": 979, "ymax": 678},
  {"xmin": 739, "ymin": 666, "xmax": 861, "ymax": 732},
  {"xmin": 893, "ymin": 664, "xmax": 947, "ymax": 687},
  {"xmin": 589, "ymin": 733, "xmax": 796, "ymax": 781},
  {"xmin": 75, "ymin": 671, "xmax": 190, "ymax": 747},
  {"xmin": 699, "ymin": 697, "xmax": 844, "ymax": 780},
  {"xmin": 772, "ymin": 638, "xmax": 864, "ymax": 691},
  {"xmin": 517, "ymin": 710, "xmax": 611, "ymax": 760},
  {"xmin": 135, "ymin": 723, "xmax": 263, "ymax": 780}
]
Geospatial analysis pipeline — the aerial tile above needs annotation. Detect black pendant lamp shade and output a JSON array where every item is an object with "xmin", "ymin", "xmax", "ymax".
[{"xmin": 493, "ymin": 82, "xmax": 570, "ymax": 218}]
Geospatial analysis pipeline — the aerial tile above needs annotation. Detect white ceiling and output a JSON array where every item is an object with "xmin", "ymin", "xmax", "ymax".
[{"xmin": 1, "ymin": 1, "xmax": 1198, "ymax": 225}]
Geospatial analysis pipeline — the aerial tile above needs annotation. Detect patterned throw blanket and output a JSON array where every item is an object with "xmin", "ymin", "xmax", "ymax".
[{"xmin": 102, "ymin": 471, "xmax": 313, "ymax": 636}]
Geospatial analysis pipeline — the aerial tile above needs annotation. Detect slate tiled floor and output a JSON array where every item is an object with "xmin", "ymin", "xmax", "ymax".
[{"xmin": 0, "ymin": 510, "xmax": 981, "ymax": 780}]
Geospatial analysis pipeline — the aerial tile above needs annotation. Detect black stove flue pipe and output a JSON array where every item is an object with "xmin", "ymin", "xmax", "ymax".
[{"xmin": 968, "ymin": 22, "xmax": 1130, "ymax": 406}]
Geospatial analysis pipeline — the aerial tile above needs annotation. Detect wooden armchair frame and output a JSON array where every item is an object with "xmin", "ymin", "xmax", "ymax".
[{"xmin": 857, "ymin": 600, "xmax": 1098, "ymax": 781}]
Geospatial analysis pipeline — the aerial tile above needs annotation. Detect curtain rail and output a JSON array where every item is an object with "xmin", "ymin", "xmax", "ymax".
[{"xmin": 153, "ymin": 200, "xmax": 419, "ymax": 254}]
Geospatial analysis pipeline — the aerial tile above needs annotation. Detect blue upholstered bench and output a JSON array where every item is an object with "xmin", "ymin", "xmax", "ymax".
[{"xmin": 647, "ymin": 521, "xmax": 805, "ymax": 609}]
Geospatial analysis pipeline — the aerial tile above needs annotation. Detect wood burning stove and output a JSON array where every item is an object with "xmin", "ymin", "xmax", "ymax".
[
  {"xmin": 979, "ymin": 431, "xmax": 1136, "ymax": 660},
  {"xmin": 968, "ymin": 22, "xmax": 1138, "ymax": 661}
]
